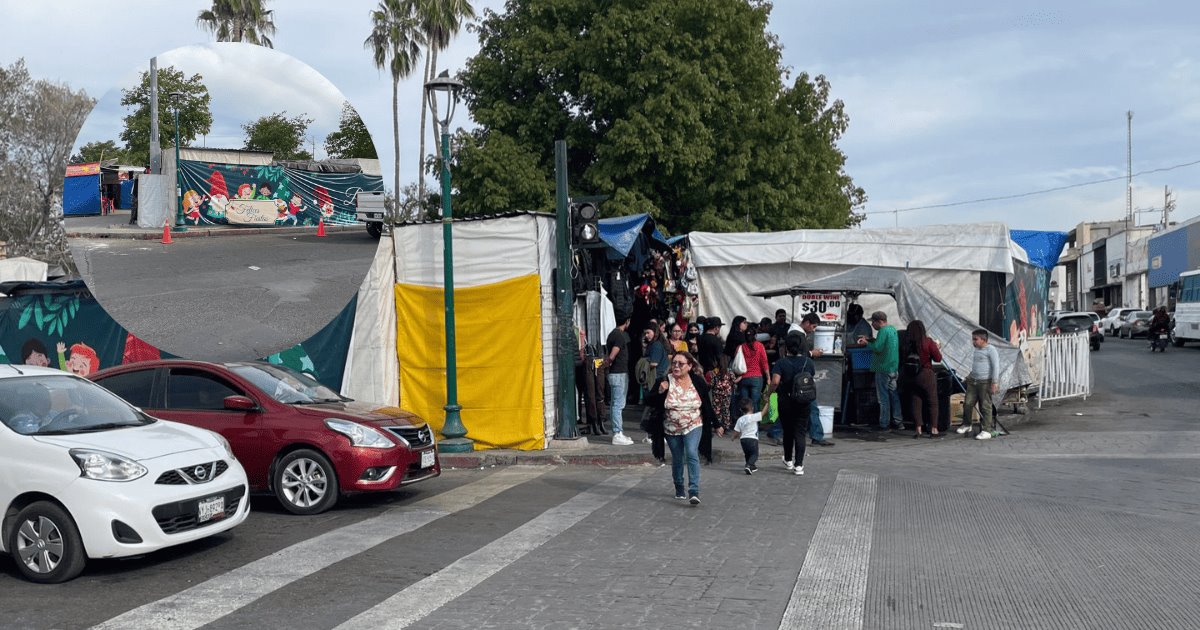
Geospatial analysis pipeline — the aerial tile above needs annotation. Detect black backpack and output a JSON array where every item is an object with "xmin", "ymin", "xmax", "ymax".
[
  {"xmin": 789, "ymin": 357, "xmax": 817, "ymax": 403},
  {"xmin": 901, "ymin": 346, "xmax": 922, "ymax": 379}
]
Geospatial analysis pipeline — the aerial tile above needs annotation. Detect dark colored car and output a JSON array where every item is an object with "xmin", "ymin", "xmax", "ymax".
[
  {"xmin": 1116, "ymin": 310, "xmax": 1154, "ymax": 339},
  {"xmin": 1049, "ymin": 312, "xmax": 1103, "ymax": 351},
  {"xmin": 90, "ymin": 360, "xmax": 439, "ymax": 515}
]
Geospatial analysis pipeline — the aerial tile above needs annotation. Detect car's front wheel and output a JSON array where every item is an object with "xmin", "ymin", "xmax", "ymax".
[
  {"xmin": 8, "ymin": 501, "xmax": 86, "ymax": 583},
  {"xmin": 274, "ymin": 449, "xmax": 339, "ymax": 515}
]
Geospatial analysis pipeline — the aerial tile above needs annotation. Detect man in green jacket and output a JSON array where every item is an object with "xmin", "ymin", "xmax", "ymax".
[{"xmin": 860, "ymin": 311, "xmax": 902, "ymax": 431}]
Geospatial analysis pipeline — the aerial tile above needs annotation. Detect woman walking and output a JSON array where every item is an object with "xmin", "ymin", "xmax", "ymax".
[
  {"xmin": 646, "ymin": 351, "xmax": 718, "ymax": 504},
  {"xmin": 763, "ymin": 333, "xmax": 814, "ymax": 475},
  {"xmin": 734, "ymin": 329, "xmax": 770, "ymax": 425},
  {"xmin": 905, "ymin": 320, "xmax": 943, "ymax": 438}
]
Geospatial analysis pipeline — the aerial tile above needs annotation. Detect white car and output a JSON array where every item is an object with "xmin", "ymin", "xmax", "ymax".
[
  {"xmin": 1100, "ymin": 307, "xmax": 1139, "ymax": 336},
  {"xmin": 0, "ymin": 366, "xmax": 249, "ymax": 583}
]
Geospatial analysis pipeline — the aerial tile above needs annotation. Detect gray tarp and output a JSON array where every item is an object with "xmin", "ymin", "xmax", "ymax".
[{"xmin": 752, "ymin": 267, "xmax": 1033, "ymax": 393}]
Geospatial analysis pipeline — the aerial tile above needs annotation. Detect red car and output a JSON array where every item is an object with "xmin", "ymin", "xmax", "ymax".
[{"xmin": 90, "ymin": 360, "xmax": 439, "ymax": 515}]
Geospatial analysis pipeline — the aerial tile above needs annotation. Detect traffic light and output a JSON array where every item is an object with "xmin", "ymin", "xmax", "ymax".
[{"xmin": 570, "ymin": 201, "xmax": 601, "ymax": 246}]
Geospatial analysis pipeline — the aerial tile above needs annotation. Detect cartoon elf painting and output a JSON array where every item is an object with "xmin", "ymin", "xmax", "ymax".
[
  {"xmin": 256, "ymin": 182, "xmax": 274, "ymax": 200},
  {"xmin": 182, "ymin": 190, "xmax": 205, "ymax": 224},
  {"xmin": 274, "ymin": 198, "xmax": 295, "ymax": 225},
  {"xmin": 56, "ymin": 342, "xmax": 100, "ymax": 377},
  {"xmin": 315, "ymin": 186, "xmax": 335, "ymax": 220},
  {"xmin": 287, "ymin": 192, "xmax": 304, "ymax": 223},
  {"xmin": 236, "ymin": 183, "xmax": 254, "ymax": 200},
  {"xmin": 204, "ymin": 170, "xmax": 230, "ymax": 219}
]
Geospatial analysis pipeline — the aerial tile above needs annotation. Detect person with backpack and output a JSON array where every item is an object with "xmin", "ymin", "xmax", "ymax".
[
  {"xmin": 762, "ymin": 332, "xmax": 816, "ymax": 476},
  {"xmin": 903, "ymin": 320, "xmax": 943, "ymax": 438}
]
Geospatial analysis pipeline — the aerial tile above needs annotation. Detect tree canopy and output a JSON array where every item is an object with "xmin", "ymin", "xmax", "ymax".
[
  {"xmin": 458, "ymin": 0, "xmax": 865, "ymax": 233},
  {"xmin": 324, "ymin": 102, "xmax": 378, "ymax": 159},
  {"xmin": 197, "ymin": 0, "xmax": 277, "ymax": 47},
  {"xmin": 242, "ymin": 111, "xmax": 314, "ymax": 160},
  {"xmin": 0, "ymin": 59, "xmax": 93, "ymax": 272},
  {"xmin": 70, "ymin": 140, "xmax": 133, "ymax": 165},
  {"xmin": 119, "ymin": 66, "xmax": 213, "ymax": 166}
]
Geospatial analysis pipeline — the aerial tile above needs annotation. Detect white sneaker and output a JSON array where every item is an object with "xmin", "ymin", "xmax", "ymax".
[
  {"xmin": 612, "ymin": 433, "xmax": 634, "ymax": 446},
  {"xmin": 641, "ymin": 437, "xmax": 652, "ymax": 444},
  {"xmin": 975, "ymin": 431, "xmax": 993, "ymax": 440},
  {"xmin": 956, "ymin": 424, "xmax": 971, "ymax": 435},
  {"xmin": 783, "ymin": 458, "xmax": 794, "ymax": 471},
  {"xmin": 794, "ymin": 465, "xmax": 805, "ymax": 476}
]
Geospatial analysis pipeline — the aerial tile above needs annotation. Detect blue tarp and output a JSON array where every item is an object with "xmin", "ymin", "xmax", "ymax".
[
  {"xmin": 62, "ymin": 174, "xmax": 101, "ymax": 216},
  {"xmin": 1010, "ymin": 229, "xmax": 1069, "ymax": 270},
  {"xmin": 119, "ymin": 180, "xmax": 134, "ymax": 209},
  {"xmin": 597, "ymin": 213, "xmax": 673, "ymax": 258}
]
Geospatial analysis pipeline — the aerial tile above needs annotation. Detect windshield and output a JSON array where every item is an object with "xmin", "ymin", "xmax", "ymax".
[
  {"xmin": 0, "ymin": 375, "xmax": 153, "ymax": 436},
  {"xmin": 228, "ymin": 363, "xmax": 345, "ymax": 404},
  {"xmin": 1133, "ymin": 311, "xmax": 1152, "ymax": 320}
]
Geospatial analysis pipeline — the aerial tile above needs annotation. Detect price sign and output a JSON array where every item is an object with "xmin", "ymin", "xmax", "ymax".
[{"xmin": 797, "ymin": 293, "xmax": 843, "ymax": 322}]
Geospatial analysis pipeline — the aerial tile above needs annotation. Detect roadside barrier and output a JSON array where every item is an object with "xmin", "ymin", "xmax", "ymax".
[{"xmin": 1039, "ymin": 331, "xmax": 1091, "ymax": 407}]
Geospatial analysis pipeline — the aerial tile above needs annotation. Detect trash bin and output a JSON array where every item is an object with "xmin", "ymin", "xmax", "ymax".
[{"xmin": 934, "ymin": 365, "xmax": 952, "ymax": 433}]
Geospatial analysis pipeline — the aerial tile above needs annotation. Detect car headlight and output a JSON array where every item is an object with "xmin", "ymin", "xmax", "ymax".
[
  {"xmin": 69, "ymin": 449, "xmax": 148, "ymax": 482},
  {"xmin": 215, "ymin": 434, "xmax": 237, "ymax": 461},
  {"xmin": 324, "ymin": 419, "xmax": 394, "ymax": 449}
]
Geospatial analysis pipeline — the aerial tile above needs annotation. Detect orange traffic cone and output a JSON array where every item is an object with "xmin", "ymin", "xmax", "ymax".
[
  {"xmin": 161, "ymin": 220, "xmax": 173, "ymax": 245},
  {"xmin": 316, "ymin": 218, "xmax": 327, "ymax": 237}
]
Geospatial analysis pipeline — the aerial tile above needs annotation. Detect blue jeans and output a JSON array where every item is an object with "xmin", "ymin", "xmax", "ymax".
[
  {"xmin": 733, "ymin": 375, "xmax": 763, "ymax": 422},
  {"xmin": 665, "ymin": 427, "xmax": 701, "ymax": 498},
  {"xmin": 808, "ymin": 402, "xmax": 824, "ymax": 441},
  {"xmin": 607, "ymin": 373, "xmax": 628, "ymax": 434},
  {"xmin": 875, "ymin": 371, "xmax": 900, "ymax": 428}
]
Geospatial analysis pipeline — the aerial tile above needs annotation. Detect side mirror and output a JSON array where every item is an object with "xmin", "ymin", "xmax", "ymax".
[{"xmin": 223, "ymin": 395, "xmax": 258, "ymax": 411}]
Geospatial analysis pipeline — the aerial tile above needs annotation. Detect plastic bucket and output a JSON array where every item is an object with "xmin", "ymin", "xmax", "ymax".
[
  {"xmin": 818, "ymin": 405, "xmax": 834, "ymax": 435},
  {"xmin": 813, "ymin": 326, "xmax": 836, "ymax": 354}
]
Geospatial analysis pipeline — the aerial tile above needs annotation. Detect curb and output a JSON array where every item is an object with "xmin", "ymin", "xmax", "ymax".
[{"xmin": 439, "ymin": 450, "xmax": 733, "ymax": 470}]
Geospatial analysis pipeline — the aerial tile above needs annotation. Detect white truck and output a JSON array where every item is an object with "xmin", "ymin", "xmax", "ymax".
[
  {"xmin": 355, "ymin": 191, "xmax": 387, "ymax": 238},
  {"xmin": 1172, "ymin": 269, "xmax": 1200, "ymax": 346}
]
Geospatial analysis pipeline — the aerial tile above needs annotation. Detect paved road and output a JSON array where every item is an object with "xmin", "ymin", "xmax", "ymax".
[
  {"xmin": 2, "ymin": 337, "xmax": 1198, "ymax": 629},
  {"xmin": 68, "ymin": 231, "xmax": 379, "ymax": 361}
]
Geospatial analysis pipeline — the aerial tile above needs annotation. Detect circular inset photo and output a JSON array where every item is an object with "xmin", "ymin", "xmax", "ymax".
[{"xmin": 64, "ymin": 42, "xmax": 384, "ymax": 362}]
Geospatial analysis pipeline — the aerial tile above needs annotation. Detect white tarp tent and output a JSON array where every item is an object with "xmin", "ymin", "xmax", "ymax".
[
  {"xmin": 752, "ymin": 267, "xmax": 1034, "ymax": 392},
  {"xmin": 341, "ymin": 213, "xmax": 560, "ymax": 446},
  {"xmin": 689, "ymin": 222, "xmax": 1029, "ymax": 327},
  {"xmin": 0, "ymin": 257, "xmax": 49, "ymax": 292}
]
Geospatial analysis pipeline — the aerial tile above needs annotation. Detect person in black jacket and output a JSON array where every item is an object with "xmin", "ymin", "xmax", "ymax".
[{"xmin": 644, "ymin": 352, "xmax": 719, "ymax": 503}]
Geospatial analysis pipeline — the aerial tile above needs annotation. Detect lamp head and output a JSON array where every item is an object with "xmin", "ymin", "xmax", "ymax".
[{"xmin": 424, "ymin": 70, "xmax": 463, "ymax": 127}]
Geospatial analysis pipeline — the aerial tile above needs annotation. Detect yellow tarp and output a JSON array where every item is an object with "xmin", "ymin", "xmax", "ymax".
[{"xmin": 395, "ymin": 274, "xmax": 543, "ymax": 451}]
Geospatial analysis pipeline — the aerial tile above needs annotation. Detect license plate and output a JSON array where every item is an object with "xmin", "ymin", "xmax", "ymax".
[
  {"xmin": 420, "ymin": 450, "xmax": 435, "ymax": 469},
  {"xmin": 197, "ymin": 496, "xmax": 225, "ymax": 523}
]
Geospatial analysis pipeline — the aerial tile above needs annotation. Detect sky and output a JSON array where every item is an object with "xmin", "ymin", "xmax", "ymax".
[{"xmin": 3, "ymin": 0, "xmax": 1200, "ymax": 233}]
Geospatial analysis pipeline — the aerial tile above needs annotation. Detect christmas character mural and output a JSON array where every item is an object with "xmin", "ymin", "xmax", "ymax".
[
  {"xmin": 21, "ymin": 338, "xmax": 51, "ymax": 367},
  {"xmin": 182, "ymin": 190, "xmax": 206, "ymax": 225},
  {"xmin": 236, "ymin": 183, "xmax": 254, "ymax": 200},
  {"xmin": 315, "ymin": 186, "xmax": 334, "ymax": 220},
  {"xmin": 205, "ymin": 170, "xmax": 230, "ymax": 219},
  {"xmin": 57, "ymin": 341, "xmax": 100, "ymax": 377},
  {"xmin": 288, "ymin": 192, "xmax": 304, "ymax": 223},
  {"xmin": 274, "ymin": 198, "xmax": 295, "ymax": 225},
  {"xmin": 256, "ymin": 182, "xmax": 274, "ymax": 200}
]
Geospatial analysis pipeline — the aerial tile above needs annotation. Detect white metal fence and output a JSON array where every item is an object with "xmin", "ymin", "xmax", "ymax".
[{"xmin": 1039, "ymin": 332, "xmax": 1091, "ymax": 407}]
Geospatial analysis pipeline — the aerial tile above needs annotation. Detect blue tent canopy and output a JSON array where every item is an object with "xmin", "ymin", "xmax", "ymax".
[
  {"xmin": 597, "ymin": 213, "xmax": 674, "ymax": 258},
  {"xmin": 1010, "ymin": 230, "xmax": 1069, "ymax": 270}
]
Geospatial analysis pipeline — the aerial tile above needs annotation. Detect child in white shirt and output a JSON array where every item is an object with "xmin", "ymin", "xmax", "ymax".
[{"xmin": 732, "ymin": 398, "xmax": 761, "ymax": 474}]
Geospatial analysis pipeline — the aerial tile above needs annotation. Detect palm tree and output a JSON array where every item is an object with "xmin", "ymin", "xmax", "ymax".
[
  {"xmin": 365, "ymin": 0, "xmax": 424, "ymax": 221},
  {"xmin": 197, "ymin": 0, "xmax": 277, "ymax": 48},
  {"xmin": 415, "ymin": 0, "xmax": 475, "ymax": 202}
]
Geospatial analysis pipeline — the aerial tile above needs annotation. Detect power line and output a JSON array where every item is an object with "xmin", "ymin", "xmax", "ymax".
[{"xmin": 864, "ymin": 157, "xmax": 1200, "ymax": 216}]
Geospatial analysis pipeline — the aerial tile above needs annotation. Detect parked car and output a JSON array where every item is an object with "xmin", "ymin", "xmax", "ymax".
[
  {"xmin": 90, "ymin": 360, "xmax": 440, "ymax": 515},
  {"xmin": 0, "ymin": 366, "xmax": 248, "ymax": 583},
  {"xmin": 1100, "ymin": 307, "xmax": 1139, "ymax": 336},
  {"xmin": 1049, "ymin": 312, "xmax": 1103, "ymax": 350},
  {"xmin": 1116, "ymin": 310, "xmax": 1154, "ymax": 338}
]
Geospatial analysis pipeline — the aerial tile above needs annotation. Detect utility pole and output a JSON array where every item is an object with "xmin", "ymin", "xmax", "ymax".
[
  {"xmin": 1126, "ymin": 111, "xmax": 1133, "ymax": 226},
  {"xmin": 1163, "ymin": 185, "xmax": 1175, "ymax": 228}
]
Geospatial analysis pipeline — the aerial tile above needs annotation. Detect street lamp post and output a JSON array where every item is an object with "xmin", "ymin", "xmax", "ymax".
[
  {"xmin": 425, "ymin": 70, "xmax": 472, "ymax": 453},
  {"xmin": 169, "ymin": 91, "xmax": 186, "ymax": 230}
]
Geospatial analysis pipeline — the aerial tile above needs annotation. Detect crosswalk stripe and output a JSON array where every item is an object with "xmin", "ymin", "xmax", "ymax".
[
  {"xmin": 335, "ymin": 468, "xmax": 651, "ymax": 629},
  {"xmin": 780, "ymin": 470, "xmax": 877, "ymax": 630},
  {"xmin": 91, "ymin": 466, "xmax": 553, "ymax": 630}
]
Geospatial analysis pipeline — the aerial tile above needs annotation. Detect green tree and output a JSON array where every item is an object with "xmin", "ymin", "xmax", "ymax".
[
  {"xmin": 242, "ymin": 111, "xmax": 314, "ymax": 160},
  {"xmin": 461, "ymin": 0, "xmax": 865, "ymax": 233},
  {"xmin": 365, "ymin": 0, "xmax": 425, "ymax": 220},
  {"xmin": 324, "ymin": 102, "xmax": 378, "ymax": 159},
  {"xmin": 0, "ymin": 59, "xmax": 93, "ymax": 272},
  {"xmin": 197, "ymin": 0, "xmax": 276, "ymax": 47},
  {"xmin": 69, "ymin": 140, "xmax": 133, "ymax": 165},
  {"xmin": 415, "ymin": 0, "xmax": 476, "ymax": 201},
  {"xmin": 119, "ymin": 66, "xmax": 213, "ymax": 166},
  {"xmin": 451, "ymin": 129, "xmax": 552, "ymax": 215}
]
